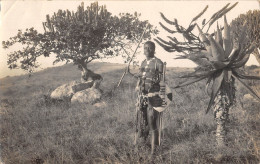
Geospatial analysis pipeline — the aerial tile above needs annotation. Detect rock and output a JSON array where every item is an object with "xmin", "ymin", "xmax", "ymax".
[
  {"xmin": 71, "ymin": 88, "xmax": 102, "ymax": 105},
  {"xmin": 50, "ymin": 81, "xmax": 93, "ymax": 100}
]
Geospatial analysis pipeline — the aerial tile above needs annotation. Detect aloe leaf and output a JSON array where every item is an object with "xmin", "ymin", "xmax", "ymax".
[
  {"xmin": 245, "ymin": 45, "xmax": 256, "ymax": 56},
  {"xmin": 209, "ymin": 3, "xmax": 230, "ymax": 20},
  {"xmin": 227, "ymin": 70, "xmax": 232, "ymax": 82},
  {"xmin": 168, "ymin": 41, "xmax": 182, "ymax": 52},
  {"xmin": 174, "ymin": 19, "xmax": 183, "ymax": 32},
  {"xmin": 159, "ymin": 22, "xmax": 176, "ymax": 34},
  {"xmin": 200, "ymin": 50, "xmax": 214, "ymax": 60},
  {"xmin": 206, "ymin": 76, "xmax": 213, "ymax": 95},
  {"xmin": 173, "ymin": 76, "xmax": 208, "ymax": 89},
  {"xmin": 207, "ymin": 4, "xmax": 230, "ymax": 29},
  {"xmin": 156, "ymin": 37, "xmax": 171, "ymax": 46},
  {"xmin": 202, "ymin": 19, "xmax": 206, "ymax": 25},
  {"xmin": 232, "ymin": 69, "xmax": 260, "ymax": 80},
  {"xmin": 231, "ymin": 53, "xmax": 250, "ymax": 68},
  {"xmin": 174, "ymin": 55, "xmax": 187, "ymax": 59},
  {"xmin": 183, "ymin": 32, "xmax": 196, "ymax": 42},
  {"xmin": 236, "ymin": 45, "xmax": 255, "ymax": 62},
  {"xmin": 228, "ymin": 46, "xmax": 240, "ymax": 63},
  {"xmin": 216, "ymin": 23, "xmax": 223, "ymax": 47},
  {"xmin": 175, "ymin": 54, "xmax": 212, "ymax": 67},
  {"xmin": 188, "ymin": 57, "xmax": 213, "ymax": 67},
  {"xmin": 191, "ymin": 5, "xmax": 208, "ymax": 22},
  {"xmin": 154, "ymin": 38, "xmax": 176, "ymax": 52},
  {"xmin": 167, "ymin": 36, "xmax": 180, "ymax": 44},
  {"xmin": 208, "ymin": 35, "xmax": 225, "ymax": 61},
  {"xmin": 186, "ymin": 50, "xmax": 213, "ymax": 61},
  {"xmin": 223, "ymin": 15, "xmax": 232, "ymax": 56},
  {"xmin": 196, "ymin": 25, "xmax": 207, "ymax": 42},
  {"xmin": 160, "ymin": 12, "xmax": 176, "ymax": 25},
  {"xmin": 206, "ymin": 70, "xmax": 224, "ymax": 114},
  {"xmin": 179, "ymin": 69, "xmax": 216, "ymax": 78},
  {"xmin": 196, "ymin": 25, "xmax": 211, "ymax": 53},
  {"xmin": 212, "ymin": 59, "xmax": 227, "ymax": 69},
  {"xmin": 232, "ymin": 75, "xmax": 260, "ymax": 101},
  {"xmin": 208, "ymin": 3, "xmax": 237, "ymax": 31},
  {"xmin": 218, "ymin": 2, "xmax": 238, "ymax": 18},
  {"xmin": 186, "ymin": 24, "xmax": 196, "ymax": 33},
  {"xmin": 190, "ymin": 51, "xmax": 208, "ymax": 58}
]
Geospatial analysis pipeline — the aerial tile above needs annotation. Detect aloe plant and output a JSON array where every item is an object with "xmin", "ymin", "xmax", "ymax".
[
  {"xmin": 180, "ymin": 17, "xmax": 260, "ymax": 146},
  {"xmin": 156, "ymin": 3, "xmax": 260, "ymax": 147}
]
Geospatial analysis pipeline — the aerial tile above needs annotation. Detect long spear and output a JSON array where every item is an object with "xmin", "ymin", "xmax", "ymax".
[{"xmin": 117, "ymin": 24, "xmax": 149, "ymax": 87}]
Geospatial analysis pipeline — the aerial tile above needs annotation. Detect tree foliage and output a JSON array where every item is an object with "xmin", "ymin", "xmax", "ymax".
[
  {"xmin": 2, "ymin": 2, "xmax": 158, "ymax": 75},
  {"xmin": 231, "ymin": 10, "xmax": 260, "ymax": 64}
]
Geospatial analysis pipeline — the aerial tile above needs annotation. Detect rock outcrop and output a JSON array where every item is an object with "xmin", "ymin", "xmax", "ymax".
[{"xmin": 50, "ymin": 81, "xmax": 93, "ymax": 100}]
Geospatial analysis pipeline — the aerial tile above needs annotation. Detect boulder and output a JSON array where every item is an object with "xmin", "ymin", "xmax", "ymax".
[
  {"xmin": 71, "ymin": 88, "xmax": 102, "ymax": 105},
  {"xmin": 50, "ymin": 81, "xmax": 94, "ymax": 100}
]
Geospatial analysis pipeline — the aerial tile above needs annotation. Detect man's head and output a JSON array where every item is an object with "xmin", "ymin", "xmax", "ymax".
[{"xmin": 144, "ymin": 41, "xmax": 155, "ymax": 59}]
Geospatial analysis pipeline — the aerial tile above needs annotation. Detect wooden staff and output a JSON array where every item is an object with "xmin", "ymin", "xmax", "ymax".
[
  {"xmin": 117, "ymin": 24, "xmax": 149, "ymax": 88},
  {"xmin": 159, "ymin": 62, "xmax": 167, "ymax": 146}
]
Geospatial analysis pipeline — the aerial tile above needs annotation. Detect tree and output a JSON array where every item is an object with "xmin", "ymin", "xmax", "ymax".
[
  {"xmin": 2, "ymin": 2, "xmax": 158, "ymax": 83},
  {"xmin": 156, "ymin": 3, "xmax": 260, "ymax": 147},
  {"xmin": 231, "ymin": 10, "xmax": 260, "ymax": 64}
]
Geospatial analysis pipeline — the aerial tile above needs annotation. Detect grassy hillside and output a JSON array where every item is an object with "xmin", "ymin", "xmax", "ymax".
[{"xmin": 0, "ymin": 63, "xmax": 259, "ymax": 163}]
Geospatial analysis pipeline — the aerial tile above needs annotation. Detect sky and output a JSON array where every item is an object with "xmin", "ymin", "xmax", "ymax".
[{"xmin": 0, "ymin": 0, "xmax": 259, "ymax": 78}]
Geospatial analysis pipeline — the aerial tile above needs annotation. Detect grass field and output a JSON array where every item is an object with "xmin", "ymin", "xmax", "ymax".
[{"xmin": 0, "ymin": 62, "xmax": 259, "ymax": 164}]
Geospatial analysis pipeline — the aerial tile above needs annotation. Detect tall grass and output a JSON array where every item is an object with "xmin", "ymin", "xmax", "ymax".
[{"xmin": 0, "ymin": 63, "xmax": 259, "ymax": 163}]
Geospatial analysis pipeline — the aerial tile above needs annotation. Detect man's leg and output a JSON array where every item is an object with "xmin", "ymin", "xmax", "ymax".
[
  {"xmin": 147, "ymin": 104, "xmax": 159, "ymax": 154},
  {"xmin": 135, "ymin": 106, "xmax": 149, "ymax": 144}
]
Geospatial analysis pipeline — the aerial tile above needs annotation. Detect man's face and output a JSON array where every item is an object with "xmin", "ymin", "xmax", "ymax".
[{"xmin": 144, "ymin": 44, "xmax": 154, "ymax": 58}]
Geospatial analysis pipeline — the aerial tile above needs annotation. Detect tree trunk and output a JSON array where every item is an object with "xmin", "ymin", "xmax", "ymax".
[
  {"xmin": 79, "ymin": 61, "xmax": 103, "ymax": 88},
  {"xmin": 80, "ymin": 64, "xmax": 89, "ymax": 83},
  {"xmin": 213, "ymin": 92, "xmax": 230, "ymax": 147}
]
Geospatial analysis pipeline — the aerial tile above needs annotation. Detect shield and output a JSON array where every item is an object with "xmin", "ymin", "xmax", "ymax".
[{"xmin": 153, "ymin": 83, "xmax": 173, "ymax": 112}]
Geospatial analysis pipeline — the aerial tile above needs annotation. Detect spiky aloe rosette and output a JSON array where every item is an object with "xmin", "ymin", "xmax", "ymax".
[{"xmin": 173, "ymin": 15, "xmax": 260, "ymax": 113}]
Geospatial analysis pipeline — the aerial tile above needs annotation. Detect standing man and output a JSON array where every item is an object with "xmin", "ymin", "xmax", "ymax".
[{"xmin": 135, "ymin": 41, "xmax": 165, "ymax": 154}]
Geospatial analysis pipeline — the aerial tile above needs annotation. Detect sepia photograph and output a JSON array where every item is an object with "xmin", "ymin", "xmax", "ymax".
[{"xmin": 0, "ymin": 0, "xmax": 259, "ymax": 163}]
